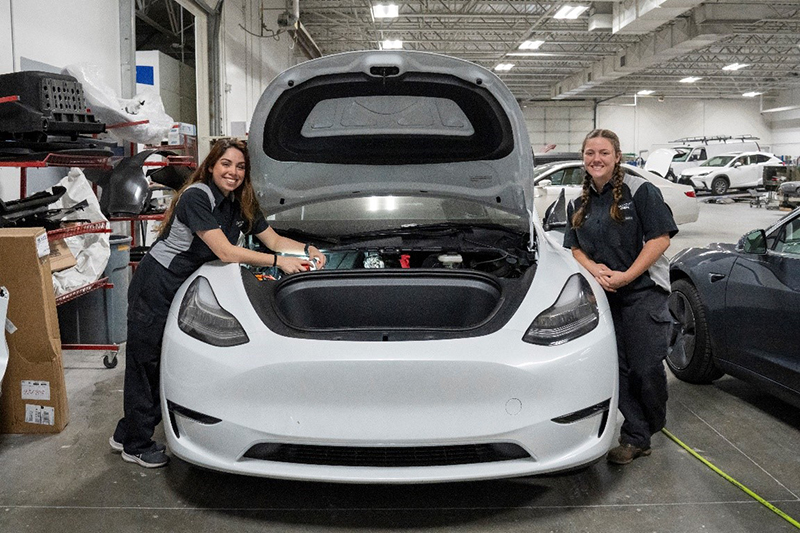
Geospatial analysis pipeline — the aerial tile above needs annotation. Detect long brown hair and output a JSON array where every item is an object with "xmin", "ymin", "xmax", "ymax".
[
  {"xmin": 571, "ymin": 128, "xmax": 625, "ymax": 228},
  {"xmin": 158, "ymin": 138, "xmax": 260, "ymax": 236}
]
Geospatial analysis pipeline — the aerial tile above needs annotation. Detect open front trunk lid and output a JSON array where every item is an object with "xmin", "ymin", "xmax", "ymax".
[{"xmin": 248, "ymin": 51, "xmax": 533, "ymax": 217}]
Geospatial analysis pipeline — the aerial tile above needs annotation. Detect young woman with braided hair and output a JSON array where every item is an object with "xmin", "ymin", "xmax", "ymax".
[{"xmin": 563, "ymin": 129, "xmax": 678, "ymax": 465}]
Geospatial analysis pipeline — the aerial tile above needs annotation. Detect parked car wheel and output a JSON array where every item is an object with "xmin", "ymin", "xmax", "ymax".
[
  {"xmin": 711, "ymin": 176, "xmax": 729, "ymax": 195},
  {"xmin": 667, "ymin": 279, "xmax": 724, "ymax": 384}
]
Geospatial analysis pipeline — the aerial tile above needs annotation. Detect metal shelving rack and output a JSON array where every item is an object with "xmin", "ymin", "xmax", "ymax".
[{"xmin": 1, "ymin": 149, "xmax": 120, "ymax": 364}]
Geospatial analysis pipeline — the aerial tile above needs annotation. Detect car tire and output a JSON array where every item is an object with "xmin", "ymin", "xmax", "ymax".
[
  {"xmin": 711, "ymin": 176, "xmax": 729, "ymax": 195},
  {"xmin": 666, "ymin": 279, "xmax": 724, "ymax": 384}
]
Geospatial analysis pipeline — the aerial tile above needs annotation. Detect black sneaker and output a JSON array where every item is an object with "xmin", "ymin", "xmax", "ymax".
[
  {"xmin": 122, "ymin": 449, "xmax": 170, "ymax": 468},
  {"xmin": 110, "ymin": 435, "xmax": 166, "ymax": 454}
]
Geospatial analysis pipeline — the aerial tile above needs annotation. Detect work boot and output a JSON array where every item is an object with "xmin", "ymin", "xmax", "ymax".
[{"xmin": 607, "ymin": 443, "xmax": 651, "ymax": 465}]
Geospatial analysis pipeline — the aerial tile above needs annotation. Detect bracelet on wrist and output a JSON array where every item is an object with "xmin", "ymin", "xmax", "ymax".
[
  {"xmin": 273, "ymin": 254, "xmax": 278, "ymax": 268},
  {"xmin": 304, "ymin": 242, "xmax": 312, "ymax": 256}
]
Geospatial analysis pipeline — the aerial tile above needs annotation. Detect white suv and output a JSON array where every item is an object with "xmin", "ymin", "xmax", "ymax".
[{"xmin": 678, "ymin": 151, "xmax": 784, "ymax": 195}]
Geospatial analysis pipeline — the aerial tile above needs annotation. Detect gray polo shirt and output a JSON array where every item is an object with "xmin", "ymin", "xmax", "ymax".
[
  {"xmin": 563, "ymin": 172, "xmax": 678, "ymax": 293},
  {"xmin": 149, "ymin": 181, "xmax": 269, "ymax": 279}
]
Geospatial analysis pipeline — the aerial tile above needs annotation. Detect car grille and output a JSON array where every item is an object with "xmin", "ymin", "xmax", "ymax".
[{"xmin": 242, "ymin": 442, "xmax": 530, "ymax": 467}]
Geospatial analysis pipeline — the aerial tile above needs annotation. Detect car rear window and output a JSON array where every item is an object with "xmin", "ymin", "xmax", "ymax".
[{"xmin": 262, "ymin": 72, "xmax": 514, "ymax": 165}]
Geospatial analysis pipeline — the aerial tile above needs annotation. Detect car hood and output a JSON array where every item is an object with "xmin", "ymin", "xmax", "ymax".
[
  {"xmin": 248, "ymin": 51, "xmax": 533, "ymax": 217},
  {"xmin": 644, "ymin": 149, "xmax": 676, "ymax": 178}
]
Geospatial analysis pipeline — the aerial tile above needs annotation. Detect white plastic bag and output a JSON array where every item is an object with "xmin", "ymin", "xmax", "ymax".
[
  {"xmin": 49, "ymin": 168, "xmax": 111, "ymax": 297},
  {"xmin": 0, "ymin": 286, "xmax": 9, "ymax": 397},
  {"xmin": 62, "ymin": 63, "xmax": 174, "ymax": 145}
]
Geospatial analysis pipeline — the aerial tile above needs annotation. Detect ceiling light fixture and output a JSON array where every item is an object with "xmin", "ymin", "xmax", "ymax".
[
  {"xmin": 637, "ymin": 90, "xmax": 655, "ymax": 95},
  {"xmin": 554, "ymin": 5, "xmax": 588, "ymax": 19},
  {"xmin": 494, "ymin": 63, "xmax": 515, "ymax": 72},
  {"xmin": 381, "ymin": 39, "xmax": 403, "ymax": 49},
  {"xmin": 519, "ymin": 40, "xmax": 545, "ymax": 50},
  {"xmin": 680, "ymin": 76, "xmax": 702, "ymax": 83},
  {"xmin": 742, "ymin": 91, "xmax": 762, "ymax": 98},
  {"xmin": 723, "ymin": 63, "xmax": 750, "ymax": 71},
  {"xmin": 372, "ymin": 4, "xmax": 399, "ymax": 18},
  {"xmin": 507, "ymin": 52, "xmax": 558, "ymax": 57}
]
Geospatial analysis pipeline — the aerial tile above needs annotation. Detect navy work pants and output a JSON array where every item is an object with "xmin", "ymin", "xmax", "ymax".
[
  {"xmin": 113, "ymin": 255, "xmax": 185, "ymax": 455},
  {"xmin": 607, "ymin": 287, "xmax": 670, "ymax": 449}
]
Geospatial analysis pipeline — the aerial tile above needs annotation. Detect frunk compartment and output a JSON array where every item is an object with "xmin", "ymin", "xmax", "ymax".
[{"xmin": 273, "ymin": 270, "xmax": 502, "ymax": 331}]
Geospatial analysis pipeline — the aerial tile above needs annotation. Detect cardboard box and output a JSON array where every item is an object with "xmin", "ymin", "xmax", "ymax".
[
  {"xmin": 0, "ymin": 227, "xmax": 69, "ymax": 433},
  {"xmin": 48, "ymin": 238, "xmax": 77, "ymax": 273}
]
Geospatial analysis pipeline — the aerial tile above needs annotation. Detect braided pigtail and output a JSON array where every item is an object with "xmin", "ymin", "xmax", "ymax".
[
  {"xmin": 570, "ymin": 171, "xmax": 594, "ymax": 228},
  {"xmin": 609, "ymin": 163, "xmax": 626, "ymax": 223}
]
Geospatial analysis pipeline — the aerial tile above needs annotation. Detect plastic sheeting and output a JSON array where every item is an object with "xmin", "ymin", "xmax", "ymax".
[
  {"xmin": 49, "ymin": 169, "xmax": 111, "ymax": 297},
  {"xmin": 62, "ymin": 63, "xmax": 174, "ymax": 145},
  {"xmin": 0, "ymin": 286, "xmax": 9, "ymax": 397}
]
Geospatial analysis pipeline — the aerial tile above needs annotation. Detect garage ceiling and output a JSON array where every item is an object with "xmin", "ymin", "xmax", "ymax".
[
  {"xmin": 295, "ymin": 0, "xmax": 800, "ymax": 103},
  {"xmin": 138, "ymin": 0, "xmax": 800, "ymax": 104}
]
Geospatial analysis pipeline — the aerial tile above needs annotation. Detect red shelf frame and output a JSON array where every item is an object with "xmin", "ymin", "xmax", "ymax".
[
  {"xmin": 55, "ymin": 277, "xmax": 113, "ymax": 306},
  {"xmin": 48, "ymin": 221, "xmax": 111, "ymax": 240}
]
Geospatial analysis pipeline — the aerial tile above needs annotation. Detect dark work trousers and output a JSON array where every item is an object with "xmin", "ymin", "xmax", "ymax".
[
  {"xmin": 113, "ymin": 255, "xmax": 186, "ymax": 455},
  {"xmin": 607, "ymin": 287, "xmax": 670, "ymax": 449}
]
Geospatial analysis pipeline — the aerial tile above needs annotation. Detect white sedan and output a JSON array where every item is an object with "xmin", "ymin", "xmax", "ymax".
[
  {"xmin": 678, "ymin": 151, "xmax": 785, "ymax": 195},
  {"xmin": 533, "ymin": 161, "xmax": 699, "ymax": 225},
  {"xmin": 159, "ymin": 51, "xmax": 619, "ymax": 483}
]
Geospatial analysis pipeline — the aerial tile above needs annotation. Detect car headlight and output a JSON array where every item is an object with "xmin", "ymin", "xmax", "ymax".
[
  {"xmin": 522, "ymin": 273, "xmax": 599, "ymax": 346},
  {"xmin": 178, "ymin": 276, "xmax": 249, "ymax": 347}
]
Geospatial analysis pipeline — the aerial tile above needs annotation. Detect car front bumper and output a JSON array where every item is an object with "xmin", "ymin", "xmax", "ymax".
[{"xmin": 161, "ymin": 319, "xmax": 618, "ymax": 483}]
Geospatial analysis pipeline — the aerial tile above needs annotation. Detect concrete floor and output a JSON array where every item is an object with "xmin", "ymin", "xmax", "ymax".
[{"xmin": 1, "ymin": 196, "xmax": 799, "ymax": 533}]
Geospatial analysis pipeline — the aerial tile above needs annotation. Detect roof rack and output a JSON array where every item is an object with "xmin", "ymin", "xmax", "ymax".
[{"xmin": 667, "ymin": 134, "xmax": 760, "ymax": 144}]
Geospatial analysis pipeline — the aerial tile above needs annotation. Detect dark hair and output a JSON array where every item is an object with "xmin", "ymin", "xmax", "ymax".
[
  {"xmin": 571, "ymin": 129, "xmax": 625, "ymax": 228},
  {"xmin": 158, "ymin": 138, "xmax": 260, "ymax": 236}
]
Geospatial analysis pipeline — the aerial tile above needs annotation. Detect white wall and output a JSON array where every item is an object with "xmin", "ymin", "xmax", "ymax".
[
  {"xmin": 599, "ymin": 97, "xmax": 774, "ymax": 158},
  {"xmin": 136, "ymin": 50, "xmax": 197, "ymax": 126},
  {"xmin": 0, "ymin": 0, "xmax": 122, "ymax": 200},
  {"xmin": 220, "ymin": 0, "xmax": 298, "ymax": 137},
  {"xmin": 523, "ymin": 97, "xmax": 780, "ymax": 161}
]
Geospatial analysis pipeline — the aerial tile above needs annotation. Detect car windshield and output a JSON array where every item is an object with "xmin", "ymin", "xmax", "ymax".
[
  {"xmin": 671, "ymin": 149, "xmax": 690, "ymax": 162},
  {"xmin": 266, "ymin": 195, "xmax": 529, "ymax": 240},
  {"xmin": 702, "ymin": 155, "xmax": 736, "ymax": 167},
  {"xmin": 533, "ymin": 162, "xmax": 559, "ymax": 178}
]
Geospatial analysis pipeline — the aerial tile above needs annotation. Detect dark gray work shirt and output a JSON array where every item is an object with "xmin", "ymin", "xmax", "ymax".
[
  {"xmin": 563, "ymin": 173, "xmax": 678, "ymax": 293},
  {"xmin": 148, "ymin": 181, "xmax": 269, "ymax": 279}
]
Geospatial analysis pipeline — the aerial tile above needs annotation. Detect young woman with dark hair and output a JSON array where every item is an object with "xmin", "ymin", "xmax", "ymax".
[{"xmin": 111, "ymin": 138, "xmax": 325, "ymax": 468}]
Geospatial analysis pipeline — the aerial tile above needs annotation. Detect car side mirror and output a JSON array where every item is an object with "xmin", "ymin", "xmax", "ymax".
[
  {"xmin": 538, "ymin": 179, "xmax": 552, "ymax": 187},
  {"xmin": 543, "ymin": 189, "xmax": 568, "ymax": 231},
  {"xmin": 734, "ymin": 161, "xmax": 742, "ymax": 168},
  {"xmin": 738, "ymin": 229, "xmax": 767, "ymax": 254}
]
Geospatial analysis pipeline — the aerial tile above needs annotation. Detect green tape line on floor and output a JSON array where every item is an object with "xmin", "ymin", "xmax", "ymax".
[{"xmin": 662, "ymin": 428, "xmax": 800, "ymax": 530}]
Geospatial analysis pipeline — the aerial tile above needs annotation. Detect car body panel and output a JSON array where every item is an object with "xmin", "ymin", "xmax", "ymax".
[
  {"xmin": 669, "ymin": 207, "xmax": 800, "ymax": 406},
  {"xmin": 533, "ymin": 161, "xmax": 698, "ymax": 225},
  {"xmin": 161, "ymin": 51, "xmax": 619, "ymax": 483}
]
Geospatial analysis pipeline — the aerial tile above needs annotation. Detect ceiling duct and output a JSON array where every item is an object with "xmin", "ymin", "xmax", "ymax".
[
  {"xmin": 552, "ymin": 3, "xmax": 780, "ymax": 100},
  {"xmin": 613, "ymin": 0, "xmax": 704, "ymax": 35}
]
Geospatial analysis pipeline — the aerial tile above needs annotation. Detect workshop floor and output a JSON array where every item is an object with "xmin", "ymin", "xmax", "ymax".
[{"xmin": 1, "ymin": 198, "xmax": 798, "ymax": 533}]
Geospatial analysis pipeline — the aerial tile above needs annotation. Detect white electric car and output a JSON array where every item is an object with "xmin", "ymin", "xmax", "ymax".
[
  {"xmin": 160, "ymin": 51, "xmax": 618, "ymax": 483},
  {"xmin": 533, "ymin": 161, "xmax": 699, "ymax": 226}
]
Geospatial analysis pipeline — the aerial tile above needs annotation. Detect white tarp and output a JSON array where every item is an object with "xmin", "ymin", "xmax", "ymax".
[
  {"xmin": 0, "ymin": 286, "xmax": 9, "ymax": 397},
  {"xmin": 49, "ymin": 169, "xmax": 111, "ymax": 297},
  {"xmin": 62, "ymin": 63, "xmax": 174, "ymax": 145}
]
